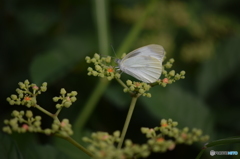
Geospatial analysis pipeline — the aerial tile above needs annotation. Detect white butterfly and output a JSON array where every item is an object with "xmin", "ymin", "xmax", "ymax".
[{"xmin": 116, "ymin": 44, "xmax": 165, "ymax": 83}]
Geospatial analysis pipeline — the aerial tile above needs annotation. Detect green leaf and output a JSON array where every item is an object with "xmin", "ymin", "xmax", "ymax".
[
  {"xmin": 205, "ymin": 136, "xmax": 240, "ymax": 148},
  {"xmin": 0, "ymin": 132, "xmax": 23, "ymax": 159},
  {"xmin": 30, "ymin": 36, "xmax": 90, "ymax": 85},
  {"xmin": 196, "ymin": 36, "xmax": 240, "ymax": 98},
  {"xmin": 141, "ymin": 85, "xmax": 213, "ymax": 134}
]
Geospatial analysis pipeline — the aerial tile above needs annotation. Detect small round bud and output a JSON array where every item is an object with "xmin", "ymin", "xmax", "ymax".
[
  {"xmin": 183, "ymin": 127, "xmax": 189, "ymax": 133},
  {"xmin": 44, "ymin": 129, "xmax": 51, "ymax": 135},
  {"xmin": 174, "ymin": 74, "xmax": 181, "ymax": 80},
  {"xmin": 2, "ymin": 126, "xmax": 12, "ymax": 134},
  {"xmin": 92, "ymin": 71, "xmax": 98, "ymax": 76},
  {"xmin": 70, "ymin": 97, "xmax": 77, "ymax": 102},
  {"xmin": 35, "ymin": 116, "xmax": 42, "ymax": 120},
  {"xmin": 95, "ymin": 65, "xmax": 101, "ymax": 71},
  {"xmin": 60, "ymin": 88, "xmax": 66, "ymax": 95},
  {"xmin": 161, "ymin": 119, "xmax": 167, "ymax": 125},
  {"xmin": 91, "ymin": 58, "xmax": 96, "ymax": 63},
  {"xmin": 64, "ymin": 102, "xmax": 72, "ymax": 108},
  {"xmin": 126, "ymin": 80, "xmax": 132, "ymax": 86},
  {"xmin": 161, "ymin": 83, "xmax": 167, "ymax": 87},
  {"xmin": 18, "ymin": 82, "xmax": 25, "ymax": 89},
  {"xmin": 34, "ymin": 121, "xmax": 41, "ymax": 127},
  {"xmin": 32, "ymin": 85, "xmax": 39, "ymax": 90},
  {"xmin": 52, "ymin": 123, "xmax": 59, "ymax": 131},
  {"xmin": 62, "ymin": 119, "xmax": 69, "ymax": 124},
  {"xmin": 94, "ymin": 53, "xmax": 100, "ymax": 59},
  {"xmin": 125, "ymin": 139, "xmax": 132, "ymax": 146},
  {"xmin": 87, "ymin": 67, "xmax": 93, "ymax": 72},
  {"xmin": 113, "ymin": 131, "xmax": 120, "ymax": 137},
  {"xmin": 172, "ymin": 122, "xmax": 178, "ymax": 126},
  {"xmin": 165, "ymin": 62, "xmax": 172, "ymax": 68},
  {"xmin": 162, "ymin": 78, "xmax": 169, "ymax": 83},
  {"xmin": 180, "ymin": 71, "xmax": 186, "ymax": 75},
  {"xmin": 169, "ymin": 70, "xmax": 175, "ymax": 76},
  {"xmin": 139, "ymin": 89, "xmax": 144, "ymax": 94},
  {"xmin": 9, "ymin": 100, "xmax": 15, "ymax": 105},
  {"xmin": 4, "ymin": 120, "xmax": 9, "ymax": 124},
  {"xmin": 146, "ymin": 93, "xmax": 151, "ymax": 98},
  {"xmin": 141, "ymin": 127, "xmax": 149, "ymax": 133},
  {"xmin": 71, "ymin": 91, "xmax": 78, "ymax": 96},
  {"xmin": 19, "ymin": 111, "xmax": 25, "ymax": 115},
  {"xmin": 85, "ymin": 56, "xmax": 90, "ymax": 61},
  {"xmin": 11, "ymin": 94, "xmax": 17, "ymax": 100},
  {"xmin": 19, "ymin": 93, "xmax": 24, "ymax": 99},
  {"xmin": 56, "ymin": 104, "xmax": 62, "ymax": 109},
  {"xmin": 169, "ymin": 58, "xmax": 175, "ymax": 63},
  {"xmin": 105, "ymin": 56, "xmax": 111, "ymax": 63},
  {"xmin": 42, "ymin": 82, "xmax": 47, "ymax": 87},
  {"xmin": 115, "ymin": 73, "xmax": 121, "ymax": 79},
  {"xmin": 123, "ymin": 88, "xmax": 128, "ymax": 93},
  {"xmin": 40, "ymin": 86, "xmax": 47, "ymax": 92},
  {"xmin": 143, "ymin": 84, "xmax": 150, "ymax": 90},
  {"xmin": 12, "ymin": 110, "xmax": 19, "ymax": 117},
  {"xmin": 130, "ymin": 86, "xmax": 135, "ymax": 91},
  {"xmin": 6, "ymin": 97, "xmax": 11, "ymax": 102},
  {"xmin": 53, "ymin": 97, "xmax": 59, "ymax": 102},
  {"xmin": 26, "ymin": 110, "xmax": 33, "ymax": 118},
  {"xmin": 24, "ymin": 80, "xmax": 30, "ymax": 85}
]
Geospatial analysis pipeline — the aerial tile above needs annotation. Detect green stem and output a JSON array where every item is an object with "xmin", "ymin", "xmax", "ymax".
[
  {"xmin": 55, "ymin": 134, "xmax": 94, "ymax": 157},
  {"xmin": 116, "ymin": 0, "xmax": 157, "ymax": 57},
  {"xmin": 35, "ymin": 104, "xmax": 53, "ymax": 117},
  {"xmin": 55, "ymin": 107, "xmax": 62, "ymax": 116},
  {"xmin": 95, "ymin": 0, "xmax": 110, "ymax": 55},
  {"xmin": 117, "ymin": 95, "xmax": 139, "ymax": 149},
  {"xmin": 115, "ymin": 78, "xmax": 128, "ymax": 89}
]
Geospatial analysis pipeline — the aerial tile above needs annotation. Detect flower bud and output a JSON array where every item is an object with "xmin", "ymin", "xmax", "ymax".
[
  {"xmin": 26, "ymin": 110, "xmax": 33, "ymax": 118},
  {"xmin": 60, "ymin": 88, "xmax": 66, "ymax": 95},
  {"xmin": 71, "ymin": 91, "xmax": 78, "ymax": 96}
]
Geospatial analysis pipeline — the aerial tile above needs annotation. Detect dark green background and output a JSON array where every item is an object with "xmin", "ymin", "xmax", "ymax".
[{"xmin": 1, "ymin": 0, "xmax": 240, "ymax": 158}]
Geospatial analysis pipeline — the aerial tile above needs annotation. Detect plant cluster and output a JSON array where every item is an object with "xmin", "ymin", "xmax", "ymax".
[{"xmin": 2, "ymin": 53, "xmax": 210, "ymax": 159}]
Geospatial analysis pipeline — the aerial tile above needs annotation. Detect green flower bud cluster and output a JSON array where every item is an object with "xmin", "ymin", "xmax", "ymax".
[
  {"xmin": 82, "ymin": 131, "xmax": 150, "ymax": 159},
  {"xmin": 85, "ymin": 54, "xmax": 121, "ymax": 81},
  {"xmin": 2, "ymin": 110, "xmax": 73, "ymax": 136},
  {"xmin": 141, "ymin": 119, "xmax": 209, "ymax": 152},
  {"xmin": 123, "ymin": 80, "xmax": 152, "ymax": 97},
  {"xmin": 155, "ymin": 58, "xmax": 185, "ymax": 87},
  {"xmin": 53, "ymin": 88, "xmax": 78, "ymax": 109},
  {"xmin": 6, "ymin": 80, "xmax": 47, "ymax": 108},
  {"xmin": 82, "ymin": 119, "xmax": 209, "ymax": 159},
  {"xmin": 52, "ymin": 119, "xmax": 73, "ymax": 137},
  {"xmin": 2, "ymin": 110, "xmax": 42, "ymax": 134}
]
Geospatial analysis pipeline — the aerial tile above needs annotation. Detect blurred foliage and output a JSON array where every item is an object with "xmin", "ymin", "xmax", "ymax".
[{"xmin": 1, "ymin": 0, "xmax": 240, "ymax": 159}]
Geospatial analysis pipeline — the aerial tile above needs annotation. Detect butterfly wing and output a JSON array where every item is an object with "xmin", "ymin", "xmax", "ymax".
[
  {"xmin": 120, "ymin": 55, "xmax": 162, "ymax": 83},
  {"xmin": 118, "ymin": 44, "xmax": 165, "ymax": 83},
  {"xmin": 124, "ymin": 44, "xmax": 165, "ymax": 61}
]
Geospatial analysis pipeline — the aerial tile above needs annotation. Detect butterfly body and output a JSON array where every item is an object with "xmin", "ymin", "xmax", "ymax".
[{"xmin": 117, "ymin": 44, "xmax": 165, "ymax": 83}]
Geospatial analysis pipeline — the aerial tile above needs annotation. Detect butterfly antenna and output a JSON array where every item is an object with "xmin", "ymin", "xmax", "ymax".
[{"xmin": 111, "ymin": 44, "xmax": 117, "ymax": 57}]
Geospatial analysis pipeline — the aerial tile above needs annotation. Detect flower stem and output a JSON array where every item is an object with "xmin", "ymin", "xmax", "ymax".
[
  {"xmin": 117, "ymin": 95, "xmax": 139, "ymax": 149},
  {"xmin": 35, "ymin": 104, "xmax": 53, "ymax": 117},
  {"xmin": 55, "ymin": 134, "xmax": 94, "ymax": 157},
  {"xmin": 115, "ymin": 78, "xmax": 128, "ymax": 89}
]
